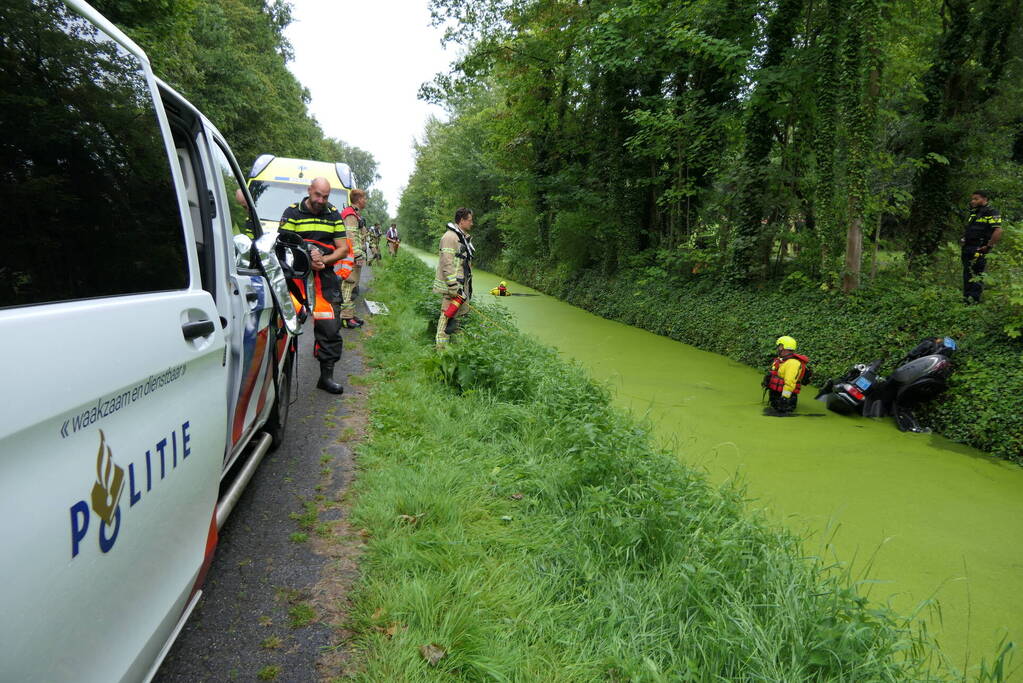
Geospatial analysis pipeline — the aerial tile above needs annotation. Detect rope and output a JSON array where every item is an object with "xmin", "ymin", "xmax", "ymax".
[{"xmin": 464, "ymin": 302, "xmax": 514, "ymax": 331}]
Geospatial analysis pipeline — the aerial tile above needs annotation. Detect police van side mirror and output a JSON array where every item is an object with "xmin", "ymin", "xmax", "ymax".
[{"xmin": 233, "ymin": 233, "xmax": 254, "ymax": 270}]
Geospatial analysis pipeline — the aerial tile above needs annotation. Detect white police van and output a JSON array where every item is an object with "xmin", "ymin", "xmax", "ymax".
[{"xmin": 0, "ymin": 1, "xmax": 310, "ymax": 680}]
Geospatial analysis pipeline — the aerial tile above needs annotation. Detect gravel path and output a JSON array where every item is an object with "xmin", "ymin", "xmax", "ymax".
[{"xmin": 156, "ymin": 270, "xmax": 377, "ymax": 683}]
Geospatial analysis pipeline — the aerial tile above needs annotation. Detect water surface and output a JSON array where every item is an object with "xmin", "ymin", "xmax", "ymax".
[{"xmin": 411, "ymin": 250, "xmax": 1022, "ymax": 674}]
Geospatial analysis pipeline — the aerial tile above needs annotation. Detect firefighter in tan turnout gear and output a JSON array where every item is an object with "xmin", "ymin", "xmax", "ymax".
[
  {"xmin": 339, "ymin": 188, "xmax": 367, "ymax": 328},
  {"xmin": 433, "ymin": 207, "xmax": 475, "ymax": 348}
]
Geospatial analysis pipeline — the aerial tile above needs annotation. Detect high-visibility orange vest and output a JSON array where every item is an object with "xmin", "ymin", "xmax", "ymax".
[{"xmin": 334, "ymin": 238, "xmax": 355, "ymax": 279}]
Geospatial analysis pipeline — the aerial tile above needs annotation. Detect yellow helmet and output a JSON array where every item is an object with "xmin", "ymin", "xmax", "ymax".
[
  {"xmin": 775, "ymin": 335, "xmax": 797, "ymax": 351},
  {"xmin": 500, "ymin": 281, "xmax": 507, "ymax": 286}
]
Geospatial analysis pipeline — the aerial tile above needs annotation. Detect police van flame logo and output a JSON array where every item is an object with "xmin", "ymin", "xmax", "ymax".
[
  {"xmin": 90, "ymin": 430, "xmax": 124, "ymax": 526},
  {"xmin": 69, "ymin": 421, "xmax": 193, "ymax": 558}
]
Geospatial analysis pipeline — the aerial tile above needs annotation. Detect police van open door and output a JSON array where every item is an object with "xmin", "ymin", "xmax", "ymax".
[
  {"xmin": 159, "ymin": 83, "xmax": 292, "ymax": 471},
  {"xmin": 0, "ymin": 2, "xmax": 227, "ymax": 681}
]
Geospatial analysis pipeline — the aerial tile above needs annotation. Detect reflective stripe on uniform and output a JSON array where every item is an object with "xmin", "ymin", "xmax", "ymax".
[{"xmin": 282, "ymin": 216, "xmax": 342, "ymax": 226}]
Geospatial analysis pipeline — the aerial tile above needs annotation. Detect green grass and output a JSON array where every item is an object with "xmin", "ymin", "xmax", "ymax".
[
  {"xmin": 343, "ymin": 255, "xmax": 1004, "ymax": 681},
  {"xmin": 256, "ymin": 664, "xmax": 280, "ymax": 680},
  {"xmin": 288, "ymin": 603, "xmax": 316, "ymax": 628},
  {"xmin": 290, "ymin": 500, "xmax": 318, "ymax": 530}
]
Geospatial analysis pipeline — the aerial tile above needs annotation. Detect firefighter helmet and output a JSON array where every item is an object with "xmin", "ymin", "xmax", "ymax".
[{"xmin": 775, "ymin": 335, "xmax": 797, "ymax": 351}]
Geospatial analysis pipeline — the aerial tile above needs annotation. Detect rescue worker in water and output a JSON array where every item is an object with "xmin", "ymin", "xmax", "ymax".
[
  {"xmin": 490, "ymin": 281, "xmax": 509, "ymax": 296},
  {"xmin": 763, "ymin": 335, "xmax": 811, "ymax": 414}
]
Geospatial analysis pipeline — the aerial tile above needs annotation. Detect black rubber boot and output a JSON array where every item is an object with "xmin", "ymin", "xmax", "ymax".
[{"xmin": 316, "ymin": 362, "xmax": 343, "ymax": 394}]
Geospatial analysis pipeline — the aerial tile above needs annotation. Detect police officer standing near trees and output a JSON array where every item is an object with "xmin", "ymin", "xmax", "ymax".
[
  {"xmin": 279, "ymin": 177, "xmax": 347, "ymax": 394},
  {"xmin": 433, "ymin": 208, "xmax": 475, "ymax": 348},
  {"xmin": 960, "ymin": 190, "xmax": 1003, "ymax": 304}
]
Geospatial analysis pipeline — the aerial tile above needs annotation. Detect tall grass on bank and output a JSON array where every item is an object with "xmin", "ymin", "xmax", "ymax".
[{"xmin": 346, "ymin": 255, "xmax": 996, "ymax": 680}]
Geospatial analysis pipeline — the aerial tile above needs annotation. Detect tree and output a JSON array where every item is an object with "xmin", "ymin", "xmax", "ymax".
[
  {"xmin": 362, "ymin": 188, "xmax": 390, "ymax": 229},
  {"xmin": 322, "ymin": 137, "xmax": 380, "ymax": 190},
  {"xmin": 730, "ymin": 0, "xmax": 804, "ymax": 279},
  {"xmin": 406, "ymin": 0, "xmax": 1023, "ymax": 307},
  {"xmin": 90, "ymin": 0, "xmax": 382, "ymax": 177},
  {"xmin": 840, "ymin": 0, "xmax": 882, "ymax": 292}
]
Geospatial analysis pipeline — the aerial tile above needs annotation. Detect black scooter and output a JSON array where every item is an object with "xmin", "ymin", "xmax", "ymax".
[{"xmin": 816, "ymin": 337, "xmax": 957, "ymax": 432}]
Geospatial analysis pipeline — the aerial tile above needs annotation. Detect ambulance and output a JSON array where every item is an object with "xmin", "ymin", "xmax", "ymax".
[
  {"xmin": 248, "ymin": 155, "xmax": 357, "ymax": 233},
  {"xmin": 0, "ymin": 1, "xmax": 310, "ymax": 680}
]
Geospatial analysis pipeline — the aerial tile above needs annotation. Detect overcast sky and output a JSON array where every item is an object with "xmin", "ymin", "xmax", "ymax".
[{"xmin": 284, "ymin": 0, "xmax": 454, "ymax": 214}]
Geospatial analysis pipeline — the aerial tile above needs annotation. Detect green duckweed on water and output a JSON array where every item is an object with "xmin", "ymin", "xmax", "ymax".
[{"xmin": 347, "ymin": 254, "xmax": 1017, "ymax": 680}]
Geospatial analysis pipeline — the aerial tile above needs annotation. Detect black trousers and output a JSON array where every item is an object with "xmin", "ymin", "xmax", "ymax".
[
  {"xmin": 769, "ymin": 390, "xmax": 797, "ymax": 412},
  {"xmin": 961, "ymin": 247, "xmax": 987, "ymax": 303}
]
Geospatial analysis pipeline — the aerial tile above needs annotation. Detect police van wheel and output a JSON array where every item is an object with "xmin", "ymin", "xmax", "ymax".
[{"xmin": 266, "ymin": 350, "xmax": 294, "ymax": 451}]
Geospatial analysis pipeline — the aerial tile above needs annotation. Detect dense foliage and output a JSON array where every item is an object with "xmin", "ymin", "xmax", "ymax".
[
  {"xmin": 346, "ymin": 254, "xmax": 1010, "ymax": 680},
  {"xmin": 399, "ymin": 0, "xmax": 1023, "ymax": 458},
  {"xmin": 93, "ymin": 0, "xmax": 389, "ymax": 218},
  {"xmin": 403, "ymin": 0, "xmax": 1022, "ymax": 291}
]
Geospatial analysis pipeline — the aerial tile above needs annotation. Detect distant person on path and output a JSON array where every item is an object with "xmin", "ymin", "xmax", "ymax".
[
  {"xmin": 279, "ymin": 177, "xmax": 347, "ymax": 394},
  {"xmin": 339, "ymin": 189, "xmax": 367, "ymax": 328},
  {"xmin": 960, "ymin": 190, "xmax": 1003, "ymax": 304},
  {"xmin": 763, "ymin": 335, "xmax": 811, "ymax": 415},
  {"xmin": 386, "ymin": 223, "xmax": 400, "ymax": 256},
  {"xmin": 369, "ymin": 223, "xmax": 382, "ymax": 263},
  {"xmin": 433, "ymin": 208, "xmax": 475, "ymax": 348}
]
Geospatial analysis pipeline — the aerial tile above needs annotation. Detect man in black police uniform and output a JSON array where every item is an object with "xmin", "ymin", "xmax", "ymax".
[
  {"xmin": 279, "ymin": 177, "xmax": 348, "ymax": 393},
  {"xmin": 960, "ymin": 190, "xmax": 1003, "ymax": 304}
]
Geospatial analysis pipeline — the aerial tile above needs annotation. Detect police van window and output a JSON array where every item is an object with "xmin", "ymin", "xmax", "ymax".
[
  {"xmin": 0, "ymin": 0, "xmax": 188, "ymax": 308},
  {"xmin": 208, "ymin": 141, "xmax": 259, "ymax": 239},
  {"xmin": 249, "ymin": 181, "xmax": 349, "ymax": 223}
]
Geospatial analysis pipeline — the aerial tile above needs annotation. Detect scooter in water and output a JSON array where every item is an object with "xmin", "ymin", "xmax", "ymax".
[{"xmin": 816, "ymin": 337, "xmax": 957, "ymax": 432}]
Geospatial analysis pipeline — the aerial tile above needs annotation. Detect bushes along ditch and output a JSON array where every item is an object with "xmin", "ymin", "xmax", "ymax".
[{"xmin": 343, "ymin": 254, "xmax": 1006, "ymax": 680}]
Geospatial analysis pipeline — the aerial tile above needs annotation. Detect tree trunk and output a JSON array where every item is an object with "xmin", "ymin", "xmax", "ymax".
[
  {"xmin": 869, "ymin": 212, "xmax": 882, "ymax": 279},
  {"xmin": 842, "ymin": 216, "xmax": 862, "ymax": 292}
]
